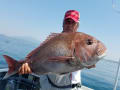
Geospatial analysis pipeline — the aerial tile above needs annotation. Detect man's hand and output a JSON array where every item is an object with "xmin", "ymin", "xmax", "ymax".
[
  {"xmin": 18, "ymin": 63, "xmax": 32, "ymax": 74},
  {"xmin": 86, "ymin": 64, "xmax": 96, "ymax": 69}
]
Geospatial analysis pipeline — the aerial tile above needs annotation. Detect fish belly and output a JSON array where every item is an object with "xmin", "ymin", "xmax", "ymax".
[{"xmin": 32, "ymin": 61, "xmax": 77, "ymax": 75}]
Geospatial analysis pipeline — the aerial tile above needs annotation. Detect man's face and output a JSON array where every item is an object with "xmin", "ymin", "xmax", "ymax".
[{"xmin": 63, "ymin": 18, "xmax": 78, "ymax": 32}]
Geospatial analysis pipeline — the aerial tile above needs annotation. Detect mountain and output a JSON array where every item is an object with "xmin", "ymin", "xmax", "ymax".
[{"xmin": 0, "ymin": 34, "xmax": 40, "ymax": 66}]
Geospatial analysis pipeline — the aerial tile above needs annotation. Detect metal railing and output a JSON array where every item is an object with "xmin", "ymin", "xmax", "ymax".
[{"xmin": 113, "ymin": 58, "xmax": 120, "ymax": 90}]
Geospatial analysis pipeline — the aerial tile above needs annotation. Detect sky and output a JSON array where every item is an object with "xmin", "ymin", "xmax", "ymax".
[{"xmin": 0, "ymin": 0, "xmax": 120, "ymax": 61}]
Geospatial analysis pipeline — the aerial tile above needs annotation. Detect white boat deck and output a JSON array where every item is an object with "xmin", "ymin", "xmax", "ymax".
[{"xmin": 81, "ymin": 86, "xmax": 93, "ymax": 90}]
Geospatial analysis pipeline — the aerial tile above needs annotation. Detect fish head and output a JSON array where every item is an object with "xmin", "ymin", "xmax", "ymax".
[{"xmin": 74, "ymin": 32, "xmax": 107, "ymax": 67}]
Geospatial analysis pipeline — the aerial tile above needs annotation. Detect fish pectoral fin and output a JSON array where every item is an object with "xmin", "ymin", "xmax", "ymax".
[{"xmin": 48, "ymin": 56, "xmax": 75, "ymax": 62}]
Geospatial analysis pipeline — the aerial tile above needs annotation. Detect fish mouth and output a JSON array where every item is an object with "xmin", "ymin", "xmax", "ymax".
[
  {"xmin": 96, "ymin": 41, "xmax": 107, "ymax": 58},
  {"xmin": 98, "ymin": 51, "xmax": 107, "ymax": 59},
  {"xmin": 83, "ymin": 51, "xmax": 107, "ymax": 67}
]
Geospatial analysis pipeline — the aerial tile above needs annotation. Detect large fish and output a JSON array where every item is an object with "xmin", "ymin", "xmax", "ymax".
[{"xmin": 3, "ymin": 32, "xmax": 107, "ymax": 79}]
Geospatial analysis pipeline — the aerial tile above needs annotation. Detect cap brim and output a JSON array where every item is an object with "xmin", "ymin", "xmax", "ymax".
[{"xmin": 64, "ymin": 16, "xmax": 79, "ymax": 22}]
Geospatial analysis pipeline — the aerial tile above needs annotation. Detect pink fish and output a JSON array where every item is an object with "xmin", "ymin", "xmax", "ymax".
[{"xmin": 3, "ymin": 32, "xmax": 107, "ymax": 79}]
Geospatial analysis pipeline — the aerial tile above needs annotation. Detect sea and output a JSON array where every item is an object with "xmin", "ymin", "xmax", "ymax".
[
  {"xmin": 0, "ymin": 34, "xmax": 120, "ymax": 90},
  {"xmin": 82, "ymin": 59, "xmax": 120, "ymax": 90}
]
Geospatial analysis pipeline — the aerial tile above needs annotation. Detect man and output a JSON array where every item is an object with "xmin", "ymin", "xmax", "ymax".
[
  {"xmin": 44, "ymin": 10, "xmax": 82, "ymax": 90},
  {"xmin": 19, "ymin": 10, "xmax": 95, "ymax": 90}
]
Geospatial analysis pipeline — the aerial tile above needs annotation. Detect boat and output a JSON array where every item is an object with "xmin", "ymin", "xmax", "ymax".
[{"xmin": 0, "ymin": 68, "xmax": 93, "ymax": 90}]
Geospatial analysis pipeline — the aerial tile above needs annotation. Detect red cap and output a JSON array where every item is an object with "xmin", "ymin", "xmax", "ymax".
[{"xmin": 64, "ymin": 10, "xmax": 80, "ymax": 22}]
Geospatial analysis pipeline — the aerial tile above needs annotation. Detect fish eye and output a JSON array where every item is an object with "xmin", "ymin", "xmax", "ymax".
[{"xmin": 86, "ymin": 39, "xmax": 93, "ymax": 45}]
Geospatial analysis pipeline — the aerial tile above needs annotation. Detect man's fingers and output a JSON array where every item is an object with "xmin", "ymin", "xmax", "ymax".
[
  {"xmin": 24, "ymin": 63, "xmax": 28, "ymax": 74},
  {"xmin": 21, "ymin": 64, "xmax": 25, "ymax": 74},
  {"xmin": 26, "ymin": 63, "xmax": 32, "ymax": 74},
  {"xmin": 23, "ymin": 63, "xmax": 32, "ymax": 74},
  {"xmin": 18, "ymin": 63, "xmax": 32, "ymax": 74},
  {"xmin": 27, "ymin": 65, "xmax": 30, "ymax": 73}
]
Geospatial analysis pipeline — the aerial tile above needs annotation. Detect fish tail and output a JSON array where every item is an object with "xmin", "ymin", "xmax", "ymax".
[{"xmin": 3, "ymin": 55, "xmax": 22, "ymax": 79}]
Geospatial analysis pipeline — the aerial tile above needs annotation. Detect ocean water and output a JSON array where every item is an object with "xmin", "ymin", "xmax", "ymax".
[{"xmin": 82, "ymin": 60, "xmax": 120, "ymax": 90}]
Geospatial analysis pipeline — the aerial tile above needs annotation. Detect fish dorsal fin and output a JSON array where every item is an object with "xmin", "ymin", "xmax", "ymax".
[{"xmin": 26, "ymin": 33, "xmax": 60, "ymax": 58}]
